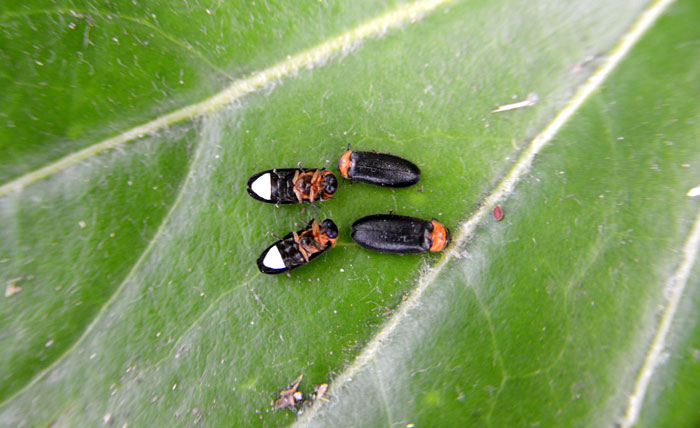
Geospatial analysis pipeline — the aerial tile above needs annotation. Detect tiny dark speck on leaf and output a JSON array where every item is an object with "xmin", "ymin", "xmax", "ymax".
[{"xmin": 493, "ymin": 206, "xmax": 504, "ymax": 221}]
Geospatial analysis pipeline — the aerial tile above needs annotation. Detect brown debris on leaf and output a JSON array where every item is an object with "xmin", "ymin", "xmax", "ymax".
[
  {"xmin": 274, "ymin": 374, "xmax": 304, "ymax": 411},
  {"xmin": 313, "ymin": 384, "xmax": 329, "ymax": 402},
  {"xmin": 274, "ymin": 375, "xmax": 332, "ymax": 413}
]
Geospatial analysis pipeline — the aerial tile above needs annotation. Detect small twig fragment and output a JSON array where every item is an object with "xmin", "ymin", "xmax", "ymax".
[
  {"xmin": 687, "ymin": 185, "xmax": 700, "ymax": 197},
  {"xmin": 5, "ymin": 277, "xmax": 23, "ymax": 297},
  {"xmin": 491, "ymin": 93, "xmax": 539, "ymax": 113}
]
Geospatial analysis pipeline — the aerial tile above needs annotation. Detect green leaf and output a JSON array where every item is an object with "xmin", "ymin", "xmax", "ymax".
[
  {"xmin": 302, "ymin": 1, "xmax": 700, "ymax": 426},
  {"xmin": 637, "ymin": 263, "xmax": 700, "ymax": 428},
  {"xmin": 1, "ymin": 0, "xmax": 699, "ymax": 427}
]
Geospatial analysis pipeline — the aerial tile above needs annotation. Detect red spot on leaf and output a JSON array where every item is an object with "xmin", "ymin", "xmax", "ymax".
[{"xmin": 493, "ymin": 206, "xmax": 504, "ymax": 221}]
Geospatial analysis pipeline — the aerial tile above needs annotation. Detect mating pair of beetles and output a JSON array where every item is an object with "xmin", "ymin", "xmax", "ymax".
[{"xmin": 247, "ymin": 149, "xmax": 451, "ymax": 275}]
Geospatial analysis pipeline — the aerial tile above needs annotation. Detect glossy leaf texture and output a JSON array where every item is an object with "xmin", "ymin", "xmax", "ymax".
[{"xmin": 1, "ymin": 0, "xmax": 699, "ymax": 427}]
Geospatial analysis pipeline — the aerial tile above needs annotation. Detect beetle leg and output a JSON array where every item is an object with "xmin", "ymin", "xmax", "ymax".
[
  {"xmin": 293, "ymin": 187, "xmax": 304, "ymax": 203},
  {"xmin": 311, "ymin": 239, "xmax": 326, "ymax": 251},
  {"xmin": 294, "ymin": 233, "xmax": 310, "ymax": 262},
  {"xmin": 311, "ymin": 222, "xmax": 327, "ymax": 249},
  {"xmin": 298, "ymin": 245, "xmax": 310, "ymax": 262},
  {"xmin": 312, "ymin": 169, "xmax": 322, "ymax": 184}
]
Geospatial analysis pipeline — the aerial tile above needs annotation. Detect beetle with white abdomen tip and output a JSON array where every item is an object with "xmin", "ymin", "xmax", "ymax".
[
  {"xmin": 247, "ymin": 167, "xmax": 338, "ymax": 205},
  {"xmin": 350, "ymin": 214, "xmax": 449, "ymax": 254},
  {"xmin": 257, "ymin": 219, "xmax": 339, "ymax": 274},
  {"xmin": 338, "ymin": 149, "xmax": 420, "ymax": 188}
]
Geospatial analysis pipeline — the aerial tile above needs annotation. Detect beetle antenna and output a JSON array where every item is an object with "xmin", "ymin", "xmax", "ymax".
[
  {"xmin": 307, "ymin": 202, "xmax": 322, "ymax": 222},
  {"xmin": 294, "ymin": 208, "xmax": 314, "ymax": 228}
]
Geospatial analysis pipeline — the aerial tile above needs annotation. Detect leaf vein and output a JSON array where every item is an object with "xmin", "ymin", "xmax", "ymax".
[
  {"xmin": 620, "ymin": 207, "xmax": 700, "ymax": 427},
  {"xmin": 0, "ymin": 8, "xmax": 233, "ymax": 81},
  {"xmin": 0, "ymin": 0, "xmax": 452, "ymax": 196},
  {"xmin": 0, "ymin": 130, "xmax": 207, "ymax": 406},
  {"xmin": 295, "ymin": 0, "xmax": 677, "ymax": 423}
]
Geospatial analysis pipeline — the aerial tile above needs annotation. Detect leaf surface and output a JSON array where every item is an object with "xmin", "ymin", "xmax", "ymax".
[
  {"xmin": 2, "ymin": 0, "xmax": 699, "ymax": 427},
  {"xmin": 304, "ymin": 1, "xmax": 700, "ymax": 426}
]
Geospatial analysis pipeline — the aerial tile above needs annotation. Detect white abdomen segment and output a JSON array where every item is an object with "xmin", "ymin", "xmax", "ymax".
[
  {"xmin": 262, "ymin": 245, "xmax": 286, "ymax": 270},
  {"xmin": 250, "ymin": 173, "xmax": 272, "ymax": 200}
]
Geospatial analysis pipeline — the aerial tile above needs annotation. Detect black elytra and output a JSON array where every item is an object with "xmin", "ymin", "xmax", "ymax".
[
  {"xmin": 351, "ymin": 214, "xmax": 450, "ymax": 254},
  {"xmin": 338, "ymin": 150, "xmax": 420, "ymax": 188}
]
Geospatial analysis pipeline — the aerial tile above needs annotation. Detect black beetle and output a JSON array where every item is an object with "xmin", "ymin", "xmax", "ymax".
[
  {"xmin": 338, "ymin": 150, "xmax": 420, "ymax": 188},
  {"xmin": 247, "ymin": 168, "xmax": 338, "ymax": 205},
  {"xmin": 257, "ymin": 219, "xmax": 339, "ymax": 274},
  {"xmin": 351, "ymin": 214, "xmax": 450, "ymax": 254}
]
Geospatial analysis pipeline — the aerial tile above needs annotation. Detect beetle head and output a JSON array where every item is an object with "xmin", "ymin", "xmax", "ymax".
[
  {"xmin": 324, "ymin": 174, "xmax": 338, "ymax": 196},
  {"xmin": 321, "ymin": 219, "xmax": 339, "ymax": 240}
]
